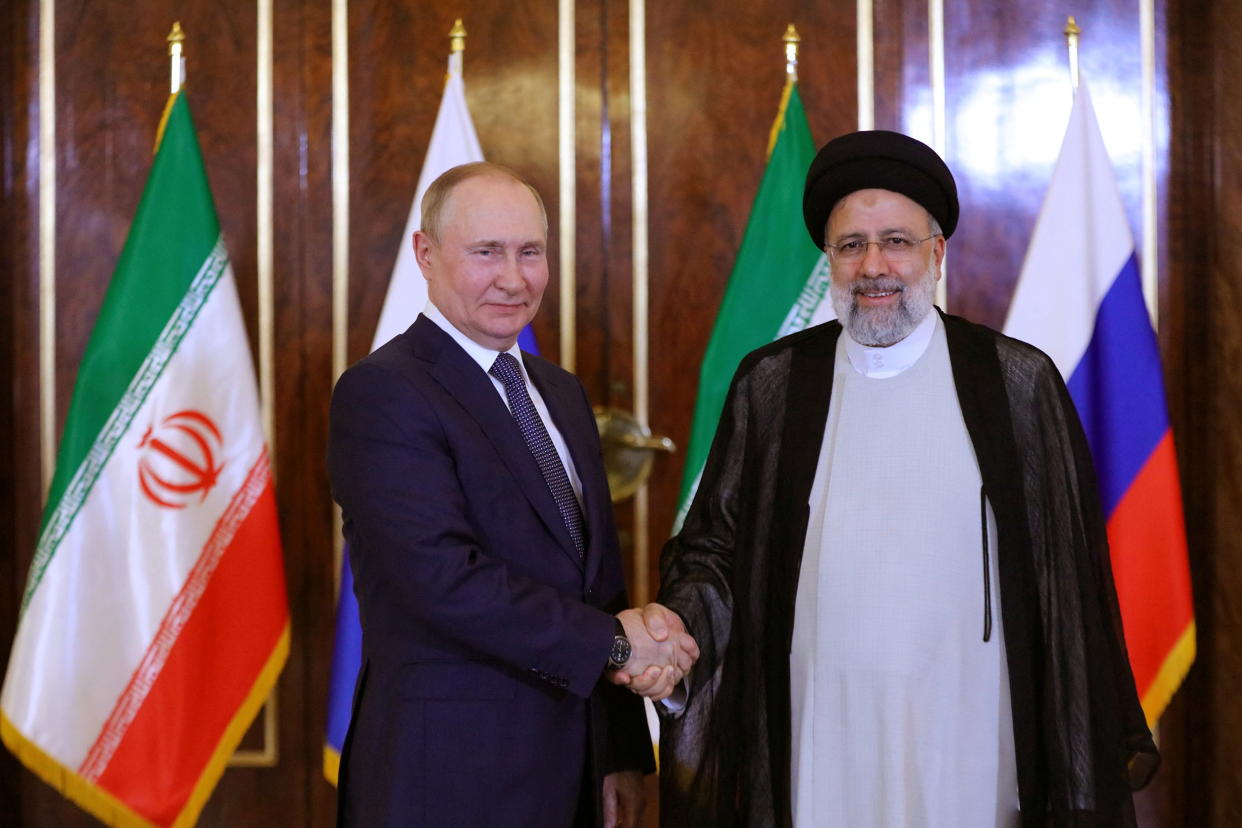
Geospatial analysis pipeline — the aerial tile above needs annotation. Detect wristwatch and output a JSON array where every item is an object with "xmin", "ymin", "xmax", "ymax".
[{"xmin": 607, "ymin": 619, "xmax": 632, "ymax": 671}]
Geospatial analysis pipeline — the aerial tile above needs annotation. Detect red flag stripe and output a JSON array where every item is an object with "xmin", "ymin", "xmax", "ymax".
[
  {"xmin": 80, "ymin": 451, "xmax": 274, "ymax": 779},
  {"xmin": 1105, "ymin": 431, "xmax": 1194, "ymax": 695},
  {"xmin": 87, "ymin": 472, "xmax": 287, "ymax": 826}
]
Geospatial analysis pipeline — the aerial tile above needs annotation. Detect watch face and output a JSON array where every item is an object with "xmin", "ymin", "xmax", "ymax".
[{"xmin": 611, "ymin": 635, "xmax": 632, "ymax": 668}]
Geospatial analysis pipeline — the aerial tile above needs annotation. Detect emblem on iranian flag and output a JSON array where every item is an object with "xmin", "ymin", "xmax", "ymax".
[{"xmin": 137, "ymin": 410, "xmax": 225, "ymax": 509}]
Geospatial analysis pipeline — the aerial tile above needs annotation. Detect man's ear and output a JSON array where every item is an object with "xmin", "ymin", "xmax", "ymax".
[
  {"xmin": 413, "ymin": 230, "xmax": 434, "ymax": 272},
  {"xmin": 931, "ymin": 236, "xmax": 947, "ymax": 280}
]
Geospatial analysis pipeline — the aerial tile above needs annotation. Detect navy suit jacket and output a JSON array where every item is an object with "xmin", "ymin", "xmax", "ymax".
[{"xmin": 329, "ymin": 315, "xmax": 654, "ymax": 827}]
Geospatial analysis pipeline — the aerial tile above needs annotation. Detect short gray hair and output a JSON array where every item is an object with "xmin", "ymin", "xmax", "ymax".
[{"xmin": 420, "ymin": 161, "xmax": 548, "ymax": 243}]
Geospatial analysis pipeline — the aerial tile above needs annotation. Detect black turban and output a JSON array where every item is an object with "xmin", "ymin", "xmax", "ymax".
[{"xmin": 802, "ymin": 130, "xmax": 959, "ymax": 246}]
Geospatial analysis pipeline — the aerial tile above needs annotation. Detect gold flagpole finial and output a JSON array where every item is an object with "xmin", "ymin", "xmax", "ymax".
[
  {"xmin": 783, "ymin": 24, "xmax": 800, "ymax": 82},
  {"xmin": 450, "ymin": 18, "xmax": 467, "ymax": 54},
  {"xmin": 1064, "ymin": 16, "xmax": 1081, "ymax": 90},
  {"xmin": 167, "ymin": 21, "xmax": 186, "ymax": 93}
]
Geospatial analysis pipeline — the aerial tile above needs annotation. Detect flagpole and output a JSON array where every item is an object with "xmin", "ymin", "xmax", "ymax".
[
  {"xmin": 167, "ymin": 22, "xmax": 185, "ymax": 93},
  {"xmin": 450, "ymin": 17, "xmax": 466, "ymax": 60},
  {"xmin": 783, "ymin": 24, "xmax": 800, "ymax": 83},
  {"xmin": 1064, "ymin": 16, "xmax": 1081, "ymax": 91},
  {"xmin": 768, "ymin": 26, "xmax": 799, "ymax": 158}
]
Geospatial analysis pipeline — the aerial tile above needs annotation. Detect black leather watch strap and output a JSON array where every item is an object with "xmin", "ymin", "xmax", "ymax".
[{"xmin": 607, "ymin": 619, "xmax": 631, "ymax": 671}]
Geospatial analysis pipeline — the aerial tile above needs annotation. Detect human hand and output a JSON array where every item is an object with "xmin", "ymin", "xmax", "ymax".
[
  {"xmin": 609, "ymin": 604, "xmax": 698, "ymax": 700},
  {"xmin": 637, "ymin": 602, "xmax": 699, "ymax": 669},
  {"xmin": 602, "ymin": 769, "xmax": 645, "ymax": 828}
]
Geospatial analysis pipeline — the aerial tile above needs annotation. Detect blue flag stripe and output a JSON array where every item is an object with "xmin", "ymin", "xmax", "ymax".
[
  {"xmin": 1065, "ymin": 253, "xmax": 1171, "ymax": 517},
  {"xmin": 326, "ymin": 548, "xmax": 362, "ymax": 754}
]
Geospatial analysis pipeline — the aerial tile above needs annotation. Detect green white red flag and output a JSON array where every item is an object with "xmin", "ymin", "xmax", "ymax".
[{"xmin": 1, "ymin": 92, "xmax": 289, "ymax": 828}]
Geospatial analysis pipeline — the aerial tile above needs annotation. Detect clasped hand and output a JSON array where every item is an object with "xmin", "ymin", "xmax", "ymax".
[{"xmin": 608, "ymin": 603, "xmax": 699, "ymax": 701}]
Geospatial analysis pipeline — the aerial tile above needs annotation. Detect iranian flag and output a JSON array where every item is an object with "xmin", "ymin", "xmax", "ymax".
[
  {"xmin": 1, "ymin": 92, "xmax": 289, "ymax": 828},
  {"xmin": 675, "ymin": 81, "xmax": 829, "ymax": 529}
]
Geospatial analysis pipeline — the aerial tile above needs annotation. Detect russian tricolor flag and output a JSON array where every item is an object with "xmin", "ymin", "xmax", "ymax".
[{"xmin": 1004, "ymin": 78, "xmax": 1194, "ymax": 726}]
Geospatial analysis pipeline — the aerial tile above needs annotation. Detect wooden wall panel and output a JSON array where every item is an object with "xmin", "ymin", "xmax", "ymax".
[
  {"xmin": 1161, "ymin": 3, "xmax": 1242, "ymax": 824},
  {"xmin": 0, "ymin": 0, "xmax": 42, "ymax": 820},
  {"xmin": 267, "ymin": 0, "xmax": 338, "ymax": 823},
  {"xmin": 572, "ymin": 0, "xmax": 623, "ymax": 405},
  {"xmin": 1203, "ymin": 5, "xmax": 1242, "ymax": 819},
  {"xmin": 0, "ymin": 0, "xmax": 41, "ymax": 569}
]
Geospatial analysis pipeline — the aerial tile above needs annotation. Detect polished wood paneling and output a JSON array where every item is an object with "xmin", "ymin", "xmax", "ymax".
[
  {"xmin": 0, "ymin": 0, "xmax": 40, "ymax": 557},
  {"xmin": 572, "ymin": 0, "xmax": 622, "ymax": 404},
  {"xmin": 1159, "ymin": 2, "xmax": 1242, "ymax": 824},
  {"xmin": 0, "ymin": 0, "xmax": 43, "ymax": 819}
]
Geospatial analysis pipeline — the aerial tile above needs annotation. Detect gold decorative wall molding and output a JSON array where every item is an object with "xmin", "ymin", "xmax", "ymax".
[
  {"xmin": 630, "ymin": 0, "xmax": 651, "ymax": 606},
  {"xmin": 39, "ymin": 0, "xmax": 56, "ymax": 495},
  {"xmin": 231, "ymin": 0, "xmax": 280, "ymax": 768},
  {"xmin": 559, "ymin": 0, "xmax": 577, "ymax": 373}
]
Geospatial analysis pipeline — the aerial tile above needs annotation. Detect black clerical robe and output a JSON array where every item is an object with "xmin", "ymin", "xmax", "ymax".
[{"xmin": 658, "ymin": 311, "xmax": 1157, "ymax": 828}]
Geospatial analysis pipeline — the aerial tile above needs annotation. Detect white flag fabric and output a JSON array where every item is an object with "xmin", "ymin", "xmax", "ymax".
[{"xmin": 372, "ymin": 52, "xmax": 484, "ymax": 350}]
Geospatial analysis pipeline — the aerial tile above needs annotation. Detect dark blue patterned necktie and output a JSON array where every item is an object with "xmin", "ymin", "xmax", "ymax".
[{"xmin": 490, "ymin": 353, "xmax": 585, "ymax": 557}]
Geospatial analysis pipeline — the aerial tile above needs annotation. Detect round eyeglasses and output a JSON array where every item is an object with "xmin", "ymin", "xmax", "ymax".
[{"xmin": 825, "ymin": 234, "xmax": 940, "ymax": 263}]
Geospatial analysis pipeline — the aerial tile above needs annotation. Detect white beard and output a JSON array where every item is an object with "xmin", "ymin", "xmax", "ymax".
[{"xmin": 830, "ymin": 262, "xmax": 937, "ymax": 347}]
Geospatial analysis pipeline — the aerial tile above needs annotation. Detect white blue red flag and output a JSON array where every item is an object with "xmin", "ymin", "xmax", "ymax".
[{"xmin": 1004, "ymin": 78, "xmax": 1194, "ymax": 725}]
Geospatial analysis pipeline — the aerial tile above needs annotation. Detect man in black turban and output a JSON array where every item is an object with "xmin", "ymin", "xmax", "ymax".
[{"xmin": 647, "ymin": 130, "xmax": 1157, "ymax": 827}]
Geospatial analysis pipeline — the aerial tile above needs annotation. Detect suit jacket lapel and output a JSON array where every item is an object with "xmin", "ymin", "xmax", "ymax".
[{"xmin": 411, "ymin": 317, "xmax": 584, "ymax": 569}]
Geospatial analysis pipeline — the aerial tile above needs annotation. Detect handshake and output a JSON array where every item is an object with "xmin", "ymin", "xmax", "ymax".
[{"xmin": 607, "ymin": 603, "xmax": 700, "ymax": 701}]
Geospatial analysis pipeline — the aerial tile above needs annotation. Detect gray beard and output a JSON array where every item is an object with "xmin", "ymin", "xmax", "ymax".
[{"xmin": 830, "ymin": 264, "xmax": 937, "ymax": 347}]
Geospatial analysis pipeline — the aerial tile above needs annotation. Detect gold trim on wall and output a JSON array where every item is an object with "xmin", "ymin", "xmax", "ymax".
[
  {"xmin": 231, "ymin": 0, "xmax": 279, "ymax": 768},
  {"xmin": 559, "ymin": 0, "xmax": 576, "ymax": 372},
  {"xmin": 39, "ymin": 0, "xmax": 56, "ymax": 495},
  {"xmin": 630, "ymin": 0, "xmax": 650, "ymax": 606},
  {"xmin": 332, "ymin": 0, "xmax": 350, "ymax": 388},
  {"xmin": 1140, "ymin": 0, "xmax": 1159, "ymax": 327},
  {"xmin": 856, "ymin": 0, "xmax": 874, "ymax": 130},
  {"xmin": 330, "ymin": 0, "xmax": 350, "ymax": 596},
  {"xmin": 929, "ymin": 0, "xmax": 948, "ymax": 309},
  {"xmin": 257, "ymin": 0, "xmax": 276, "ymax": 467},
  {"xmin": 258, "ymin": 0, "xmax": 274, "ymax": 518}
]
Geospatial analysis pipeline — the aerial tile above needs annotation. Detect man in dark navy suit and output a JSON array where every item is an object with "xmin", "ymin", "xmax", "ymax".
[{"xmin": 329, "ymin": 162, "xmax": 696, "ymax": 827}]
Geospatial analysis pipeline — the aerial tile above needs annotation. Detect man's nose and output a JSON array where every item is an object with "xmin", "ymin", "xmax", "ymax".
[
  {"xmin": 860, "ymin": 241, "xmax": 889, "ymax": 275},
  {"xmin": 495, "ymin": 253, "xmax": 524, "ymax": 290}
]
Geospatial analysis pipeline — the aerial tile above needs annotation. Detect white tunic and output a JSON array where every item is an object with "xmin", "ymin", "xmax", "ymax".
[{"xmin": 790, "ymin": 313, "xmax": 1019, "ymax": 828}]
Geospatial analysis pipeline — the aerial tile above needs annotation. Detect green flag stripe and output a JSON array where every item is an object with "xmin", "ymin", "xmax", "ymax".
[
  {"xmin": 24, "ymin": 240, "xmax": 228, "ymax": 613},
  {"xmin": 40, "ymin": 93, "xmax": 220, "ymax": 535},
  {"xmin": 777, "ymin": 254, "xmax": 831, "ymax": 337},
  {"xmin": 672, "ymin": 249, "xmax": 829, "ymax": 531},
  {"xmin": 675, "ymin": 83, "xmax": 821, "ymax": 521}
]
